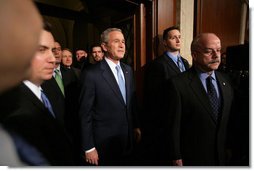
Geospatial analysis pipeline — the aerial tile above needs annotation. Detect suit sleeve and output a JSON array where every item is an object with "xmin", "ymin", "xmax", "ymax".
[
  {"xmin": 165, "ymin": 79, "xmax": 182, "ymax": 160},
  {"xmin": 79, "ymin": 70, "xmax": 95, "ymax": 152},
  {"xmin": 144, "ymin": 61, "xmax": 166, "ymax": 102}
]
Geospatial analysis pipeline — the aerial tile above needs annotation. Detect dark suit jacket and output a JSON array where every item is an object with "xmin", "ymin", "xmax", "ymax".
[
  {"xmin": 166, "ymin": 67, "xmax": 234, "ymax": 166},
  {"xmin": 141, "ymin": 53, "xmax": 189, "ymax": 163},
  {"xmin": 143, "ymin": 53, "xmax": 189, "ymax": 124},
  {"xmin": 42, "ymin": 66, "xmax": 81, "ymax": 159},
  {"xmin": 3, "ymin": 83, "xmax": 75, "ymax": 165},
  {"xmin": 41, "ymin": 77, "xmax": 65, "ymax": 127},
  {"xmin": 79, "ymin": 59, "xmax": 139, "ymax": 164},
  {"xmin": 41, "ymin": 65, "xmax": 78, "ymax": 127}
]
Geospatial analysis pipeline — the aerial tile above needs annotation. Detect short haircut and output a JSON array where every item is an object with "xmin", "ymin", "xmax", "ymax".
[
  {"xmin": 90, "ymin": 43, "xmax": 102, "ymax": 52},
  {"xmin": 62, "ymin": 48, "xmax": 72, "ymax": 53},
  {"xmin": 101, "ymin": 28, "xmax": 122, "ymax": 43},
  {"xmin": 43, "ymin": 19, "xmax": 52, "ymax": 32},
  {"xmin": 162, "ymin": 26, "xmax": 180, "ymax": 40}
]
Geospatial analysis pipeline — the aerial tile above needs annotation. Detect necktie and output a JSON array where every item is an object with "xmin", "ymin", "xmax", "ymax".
[
  {"xmin": 116, "ymin": 65, "xmax": 126, "ymax": 104},
  {"xmin": 177, "ymin": 57, "xmax": 185, "ymax": 72},
  {"xmin": 41, "ymin": 90, "xmax": 55, "ymax": 118},
  {"xmin": 206, "ymin": 76, "xmax": 220, "ymax": 121},
  {"xmin": 54, "ymin": 69, "xmax": 65, "ymax": 96}
]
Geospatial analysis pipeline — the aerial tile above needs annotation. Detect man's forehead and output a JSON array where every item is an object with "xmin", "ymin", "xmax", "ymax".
[{"xmin": 54, "ymin": 42, "xmax": 61, "ymax": 47}]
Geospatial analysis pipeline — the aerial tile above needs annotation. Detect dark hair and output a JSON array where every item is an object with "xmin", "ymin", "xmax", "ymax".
[
  {"xmin": 43, "ymin": 19, "xmax": 52, "ymax": 32},
  {"xmin": 162, "ymin": 26, "xmax": 180, "ymax": 40},
  {"xmin": 90, "ymin": 43, "xmax": 103, "ymax": 52}
]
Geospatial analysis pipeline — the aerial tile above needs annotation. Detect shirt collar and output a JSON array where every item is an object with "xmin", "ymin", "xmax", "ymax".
[
  {"xmin": 23, "ymin": 80, "xmax": 42, "ymax": 101},
  {"xmin": 196, "ymin": 68, "xmax": 216, "ymax": 81},
  {"xmin": 165, "ymin": 51, "xmax": 180, "ymax": 64},
  {"xmin": 54, "ymin": 65, "xmax": 61, "ymax": 72},
  {"xmin": 105, "ymin": 57, "xmax": 120, "ymax": 70}
]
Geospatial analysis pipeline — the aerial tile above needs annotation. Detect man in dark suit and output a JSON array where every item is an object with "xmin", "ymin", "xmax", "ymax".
[
  {"xmin": 41, "ymin": 42, "xmax": 81, "ymax": 164},
  {"xmin": 3, "ymin": 21, "xmax": 75, "ymax": 165},
  {"xmin": 79, "ymin": 28, "xmax": 141, "ymax": 166},
  {"xmin": 0, "ymin": 0, "xmax": 44, "ymax": 166},
  {"xmin": 42, "ymin": 41, "xmax": 65, "ymax": 125},
  {"xmin": 141, "ymin": 26, "xmax": 189, "ymax": 165},
  {"xmin": 167, "ymin": 33, "xmax": 234, "ymax": 166}
]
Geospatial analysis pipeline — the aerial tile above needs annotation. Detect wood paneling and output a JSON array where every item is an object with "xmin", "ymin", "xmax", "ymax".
[
  {"xmin": 157, "ymin": 0, "xmax": 176, "ymax": 56},
  {"xmin": 196, "ymin": 0, "xmax": 242, "ymax": 52}
]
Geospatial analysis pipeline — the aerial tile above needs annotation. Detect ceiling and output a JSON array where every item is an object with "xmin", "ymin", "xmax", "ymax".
[
  {"xmin": 34, "ymin": 0, "xmax": 148, "ymax": 22},
  {"xmin": 34, "ymin": 0, "xmax": 84, "ymax": 11}
]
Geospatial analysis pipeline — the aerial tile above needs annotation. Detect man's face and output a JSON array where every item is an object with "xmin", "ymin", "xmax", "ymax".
[
  {"xmin": 192, "ymin": 34, "xmax": 221, "ymax": 73},
  {"xmin": 102, "ymin": 31, "xmax": 125, "ymax": 61},
  {"xmin": 0, "ymin": 0, "xmax": 42, "ymax": 93},
  {"xmin": 53, "ymin": 42, "xmax": 62, "ymax": 65},
  {"xmin": 76, "ymin": 50, "xmax": 87, "ymax": 61},
  {"xmin": 163, "ymin": 29, "xmax": 181, "ymax": 52},
  {"xmin": 29, "ymin": 30, "xmax": 56, "ymax": 85},
  {"xmin": 91, "ymin": 46, "xmax": 104, "ymax": 62},
  {"xmin": 62, "ymin": 50, "xmax": 73, "ymax": 67}
]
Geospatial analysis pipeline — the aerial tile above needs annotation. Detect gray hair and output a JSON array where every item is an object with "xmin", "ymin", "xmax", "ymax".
[{"xmin": 100, "ymin": 28, "xmax": 122, "ymax": 43}]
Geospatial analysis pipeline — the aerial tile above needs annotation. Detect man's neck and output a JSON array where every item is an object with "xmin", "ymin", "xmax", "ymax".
[
  {"xmin": 167, "ymin": 50, "xmax": 180, "ymax": 56},
  {"xmin": 54, "ymin": 64, "xmax": 60, "ymax": 69},
  {"xmin": 105, "ymin": 56, "xmax": 120, "ymax": 65}
]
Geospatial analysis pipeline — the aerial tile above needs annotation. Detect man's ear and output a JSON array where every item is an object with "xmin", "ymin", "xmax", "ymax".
[
  {"xmin": 101, "ymin": 43, "xmax": 107, "ymax": 52},
  {"xmin": 162, "ymin": 40, "xmax": 167, "ymax": 47},
  {"xmin": 192, "ymin": 51, "xmax": 197, "ymax": 62}
]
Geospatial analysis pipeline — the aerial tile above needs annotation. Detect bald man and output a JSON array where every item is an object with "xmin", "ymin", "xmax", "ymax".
[{"xmin": 167, "ymin": 33, "xmax": 233, "ymax": 166}]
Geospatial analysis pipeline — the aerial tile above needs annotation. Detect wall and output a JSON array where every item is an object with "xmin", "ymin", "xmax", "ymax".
[
  {"xmin": 196, "ymin": 0, "xmax": 244, "ymax": 52},
  {"xmin": 179, "ymin": 0, "xmax": 194, "ymax": 65}
]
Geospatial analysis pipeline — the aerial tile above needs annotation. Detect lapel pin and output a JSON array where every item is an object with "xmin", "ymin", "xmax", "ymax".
[{"xmin": 223, "ymin": 82, "xmax": 226, "ymax": 86}]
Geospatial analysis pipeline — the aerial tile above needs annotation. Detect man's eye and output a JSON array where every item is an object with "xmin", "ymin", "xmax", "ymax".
[
  {"xmin": 205, "ymin": 50, "xmax": 213, "ymax": 54},
  {"xmin": 39, "ymin": 48, "xmax": 46, "ymax": 52}
]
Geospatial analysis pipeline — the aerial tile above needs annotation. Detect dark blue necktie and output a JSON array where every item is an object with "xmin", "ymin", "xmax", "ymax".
[
  {"xmin": 116, "ymin": 65, "xmax": 126, "ymax": 104},
  {"xmin": 41, "ymin": 90, "xmax": 55, "ymax": 118},
  {"xmin": 206, "ymin": 76, "xmax": 220, "ymax": 120}
]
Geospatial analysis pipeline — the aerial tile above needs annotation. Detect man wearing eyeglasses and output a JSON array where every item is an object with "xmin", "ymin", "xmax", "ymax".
[{"xmin": 166, "ymin": 33, "xmax": 234, "ymax": 166}]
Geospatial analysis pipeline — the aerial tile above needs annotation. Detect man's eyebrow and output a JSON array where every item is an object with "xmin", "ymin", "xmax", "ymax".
[{"xmin": 39, "ymin": 45, "xmax": 49, "ymax": 49}]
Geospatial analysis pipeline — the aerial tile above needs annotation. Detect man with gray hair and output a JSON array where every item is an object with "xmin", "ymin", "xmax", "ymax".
[{"xmin": 79, "ymin": 28, "xmax": 141, "ymax": 165}]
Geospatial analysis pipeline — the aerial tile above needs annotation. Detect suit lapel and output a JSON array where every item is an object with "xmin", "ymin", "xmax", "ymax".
[
  {"xmin": 182, "ymin": 57, "xmax": 190, "ymax": 70},
  {"xmin": 21, "ymin": 83, "xmax": 55, "ymax": 119},
  {"xmin": 215, "ymin": 71, "xmax": 231, "ymax": 121},
  {"xmin": 163, "ymin": 54, "xmax": 181, "ymax": 74},
  {"xmin": 188, "ymin": 68, "xmax": 217, "ymax": 123},
  {"xmin": 101, "ymin": 60, "xmax": 126, "ymax": 105}
]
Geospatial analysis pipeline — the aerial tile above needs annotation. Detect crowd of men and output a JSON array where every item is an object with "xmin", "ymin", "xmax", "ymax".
[{"xmin": 0, "ymin": 0, "xmax": 248, "ymax": 167}]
